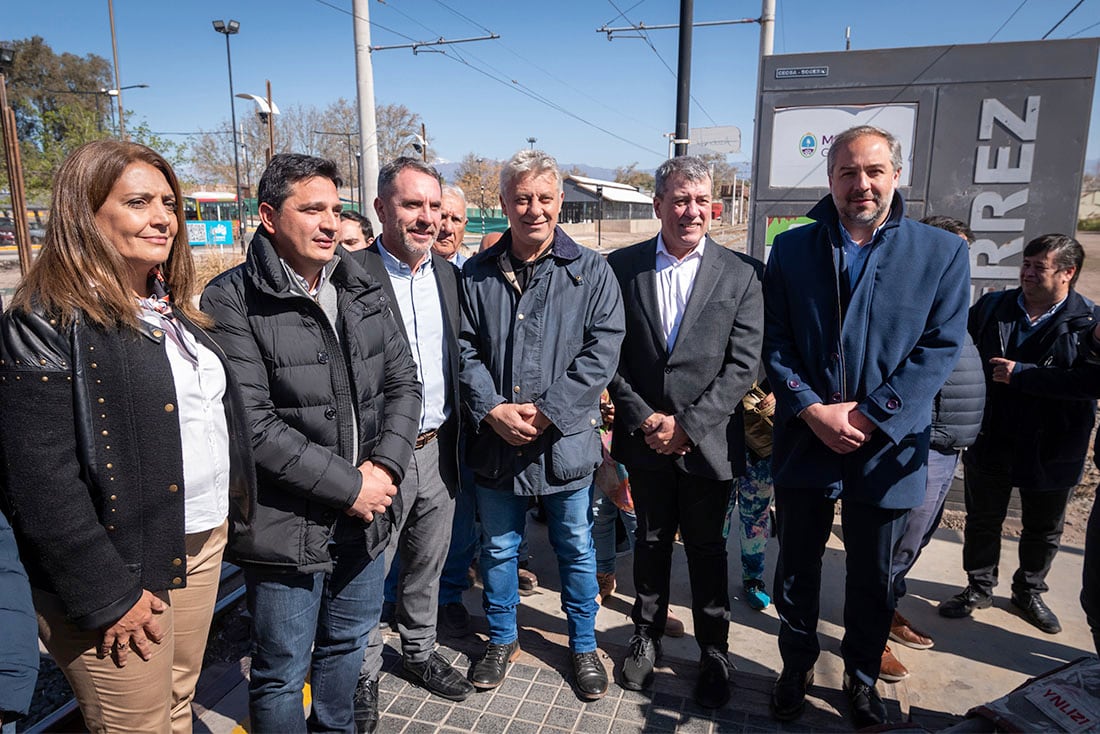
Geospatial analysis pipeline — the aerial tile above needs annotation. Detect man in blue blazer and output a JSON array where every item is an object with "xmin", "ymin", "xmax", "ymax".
[
  {"xmin": 607, "ymin": 155, "xmax": 763, "ymax": 709},
  {"xmin": 763, "ymin": 126, "xmax": 970, "ymax": 729}
]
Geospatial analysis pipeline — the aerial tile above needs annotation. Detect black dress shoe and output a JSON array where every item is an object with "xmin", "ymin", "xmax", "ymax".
[
  {"xmin": 572, "ymin": 650, "xmax": 608, "ymax": 700},
  {"xmin": 844, "ymin": 677, "xmax": 886, "ymax": 730},
  {"xmin": 470, "ymin": 640, "xmax": 521, "ymax": 689},
  {"xmin": 438, "ymin": 602, "xmax": 471, "ymax": 637},
  {"xmin": 938, "ymin": 585, "xmax": 993, "ymax": 618},
  {"xmin": 404, "ymin": 651, "xmax": 475, "ymax": 702},
  {"xmin": 1011, "ymin": 592, "xmax": 1062, "ymax": 634},
  {"xmin": 694, "ymin": 650, "xmax": 733, "ymax": 709},
  {"xmin": 621, "ymin": 634, "xmax": 661, "ymax": 691},
  {"xmin": 352, "ymin": 675, "xmax": 379, "ymax": 734},
  {"xmin": 770, "ymin": 668, "xmax": 814, "ymax": 722}
]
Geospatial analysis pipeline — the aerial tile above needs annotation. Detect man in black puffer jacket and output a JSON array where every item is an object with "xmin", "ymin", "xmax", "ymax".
[
  {"xmin": 881, "ymin": 217, "xmax": 986, "ymax": 682},
  {"xmin": 202, "ymin": 154, "xmax": 421, "ymax": 733},
  {"xmin": 939, "ymin": 233, "xmax": 1100, "ymax": 637}
]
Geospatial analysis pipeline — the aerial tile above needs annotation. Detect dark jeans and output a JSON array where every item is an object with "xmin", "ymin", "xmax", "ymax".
[
  {"xmin": 773, "ymin": 486, "xmax": 907, "ymax": 688},
  {"xmin": 245, "ymin": 540, "xmax": 386, "ymax": 733},
  {"xmin": 1083, "ymin": 487, "xmax": 1100, "ymax": 655},
  {"xmin": 629, "ymin": 466, "xmax": 732, "ymax": 652},
  {"xmin": 891, "ymin": 448, "xmax": 958, "ymax": 599},
  {"xmin": 962, "ymin": 461, "xmax": 1072, "ymax": 596}
]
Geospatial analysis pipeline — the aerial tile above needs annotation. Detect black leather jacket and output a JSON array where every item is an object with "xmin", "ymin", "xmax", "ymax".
[{"xmin": 0, "ymin": 306, "xmax": 255, "ymax": 630}]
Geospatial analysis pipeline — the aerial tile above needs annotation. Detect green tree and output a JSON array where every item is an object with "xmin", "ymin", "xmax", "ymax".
[
  {"xmin": 1, "ymin": 36, "xmax": 114, "ymax": 200},
  {"xmin": 454, "ymin": 153, "xmax": 502, "ymax": 212},
  {"xmin": 614, "ymin": 162, "xmax": 655, "ymax": 193}
]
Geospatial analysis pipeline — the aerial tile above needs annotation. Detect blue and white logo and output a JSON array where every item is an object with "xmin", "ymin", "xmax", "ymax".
[{"xmin": 799, "ymin": 133, "xmax": 816, "ymax": 158}]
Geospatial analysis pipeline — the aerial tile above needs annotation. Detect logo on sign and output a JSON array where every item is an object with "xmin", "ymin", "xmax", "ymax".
[{"xmin": 799, "ymin": 133, "xmax": 817, "ymax": 158}]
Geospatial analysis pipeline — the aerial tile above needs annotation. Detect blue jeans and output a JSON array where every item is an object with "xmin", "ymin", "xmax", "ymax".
[
  {"xmin": 246, "ymin": 540, "xmax": 386, "ymax": 733},
  {"xmin": 476, "ymin": 482, "xmax": 598, "ymax": 652},
  {"xmin": 591, "ymin": 487, "xmax": 635, "ymax": 575},
  {"xmin": 891, "ymin": 448, "xmax": 958, "ymax": 599}
]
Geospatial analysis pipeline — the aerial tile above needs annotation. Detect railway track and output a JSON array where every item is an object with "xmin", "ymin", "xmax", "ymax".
[{"xmin": 25, "ymin": 562, "xmax": 247, "ymax": 734}]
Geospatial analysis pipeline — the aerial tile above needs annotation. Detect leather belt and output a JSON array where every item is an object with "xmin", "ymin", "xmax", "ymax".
[{"xmin": 415, "ymin": 428, "xmax": 438, "ymax": 449}]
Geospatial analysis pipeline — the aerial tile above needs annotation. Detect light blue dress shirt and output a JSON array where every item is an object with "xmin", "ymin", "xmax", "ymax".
[{"xmin": 377, "ymin": 243, "xmax": 449, "ymax": 433}]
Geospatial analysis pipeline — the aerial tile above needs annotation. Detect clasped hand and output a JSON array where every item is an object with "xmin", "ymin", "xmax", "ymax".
[
  {"xmin": 802, "ymin": 401, "xmax": 876, "ymax": 454},
  {"xmin": 642, "ymin": 412, "xmax": 692, "ymax": 456},
  {"xmin": 348, "ymin": 461, "xmax": 398, "ymax": 522},
  {"xmin": 99, "ymin": 589, "xmax": 165, "ymax": 668},
  {"xmin": 486, "ymin": 403, "xmax": 550, "ymax": 446}
]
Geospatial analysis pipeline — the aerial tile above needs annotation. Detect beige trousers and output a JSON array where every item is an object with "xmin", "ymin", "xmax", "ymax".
[{"xmin": 36, "ymin": 520, "xmax": 227, "ymax": 734}]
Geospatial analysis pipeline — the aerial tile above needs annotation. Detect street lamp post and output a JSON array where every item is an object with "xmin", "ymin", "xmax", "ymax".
[
  {"xmin": 595, "ymin": 184, "xmax": 604, "ymax": 250},
  {"xmin": 212, "ymin": 19, "xmax": 246, "ymax": 249},
  {"xmin": 526, "ymin": 136, "xmax": 537, "ymax": 150},
  {"xmin": 476, "ymin": 157, "xmax": 485, "ymax": 235},
  {"xmin": 103, "ymin": 84, "xmax": 148, "ymax": 136},
  {"xmin": 312, "ymin": 130, "xmax": 357, "ymax": 209}
]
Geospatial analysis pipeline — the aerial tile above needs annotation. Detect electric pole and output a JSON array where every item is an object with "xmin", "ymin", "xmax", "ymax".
[{"xmin": 353, "ymin": 0, "xmax": 382, "ymax": 234}]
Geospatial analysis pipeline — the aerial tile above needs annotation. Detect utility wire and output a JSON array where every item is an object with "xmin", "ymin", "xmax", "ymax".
[
  {"xmin": 1068, "ymin": 19, "xmax": 1100, "ymax": 36},
  {"xmin": 430, "ymin": 0, "xmax": 495, "ymax": 35},
  {"xmin": 988, "ymin": 0, "xmax": 1028, "ymax": 41},
  {"xmin": 1044, "ymin": 0, "xmax": 1087, "ymax": 38},
  {"xmin": 317, "ymin": 0, "xmax": 664, "ymax": 156},
  {"xmin": 602, "ymin": 0, "xmax": 649, "ymax": 27},
  {"xmin": 312, "ymin": 0, "xmax": 417, "ymax": 42},
  {"xmin": 605, "ymin": 0, "xmax": 718, "ymax": 126}
]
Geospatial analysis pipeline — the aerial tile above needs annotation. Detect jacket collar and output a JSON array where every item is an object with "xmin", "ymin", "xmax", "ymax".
[
  {"xmin": 246, "ymin": 228, "xmax": 379, "ymax": 300},
  {"xmin": 483, "ymin": 225, "xmax": 582, "ymax": 263},
  {"xmin": 808, "ymin": 190, "xmax": 907, "ymax": 246}
]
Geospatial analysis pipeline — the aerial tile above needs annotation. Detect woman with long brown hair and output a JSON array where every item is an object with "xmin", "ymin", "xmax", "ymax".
[{"xmin": 0, "ymin": 140, "xmax": 254, "ymax": 733}]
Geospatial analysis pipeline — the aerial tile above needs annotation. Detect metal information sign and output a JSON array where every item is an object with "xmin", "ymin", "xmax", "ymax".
[{"xmin": 751, "ymin": 38, "xmax": 1099, "ymax": 301}]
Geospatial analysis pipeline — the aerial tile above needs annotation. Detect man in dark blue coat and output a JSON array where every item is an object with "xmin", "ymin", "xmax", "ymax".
[
  {"xmin": 764, "ymin": 125, "xmax": 970, "ymax": 729},
  {"xmin": 940, "ymin": 234, "xmax": 1100, "ymax": 636}
]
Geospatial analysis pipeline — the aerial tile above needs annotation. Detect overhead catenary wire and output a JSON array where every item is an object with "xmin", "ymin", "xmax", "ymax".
[
  {"xmin": 316, "ymin": 0, "xmax": 665, "ymax": 157},
  {"xmin": 988, "ymin": 0, "xmax": 1029, "ymax": 42},
  {"xmin": 1043, "ymin": 0, "xmax": 1087, "ymax": 39},
  {"xmin": 604, "ymin": 0, "xmax": 719, "ymax": 126}
]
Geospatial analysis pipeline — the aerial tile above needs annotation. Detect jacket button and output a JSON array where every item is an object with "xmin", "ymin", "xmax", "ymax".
[
  {"xmin": 172, "ymin": 558, "xmax": 182, "ymax": 567},
  {"xmin": 171, "ymin": 577, "xmax": 182, "ymax": 586},
  {"xmin": 325, "ymin": 407, "xmax": 337, "ymax": 420},
  {"xmin": 318, "ymin": 352, "xmax": 329, "ymax": 364},
  {"xmin": 513, "ymin": 385, "xmax": 521, "ymax": 394},
  {"xmin": 788, "ymin": 378, "xmax": 800, "ymax": 389},
  {"xmin": 590, "ymin": 418, "xmax": 597, "ymax": 426},
  {"xmin": 164, "ymin": 403, "xmax": 175, "ymax": 412},
  {"xmin": 831, "ymin": 392, "xmax": 842, "ymax": 402},
  {"xmin": 517, "ymin": 313, "xmax": 525, "ymax": 320},
  {"xmin": 168, "ymin": 484, "xmax": 179, "ymax": 493},
  {"xmin": 106, "ymin": 525, "xmax": 116, "ymax": 531},
  {"xmin": 153, "ymin": 329, "xmax": 164, "ymax": 338},
  {"xmin": 886, "ymin": 398, "xmax": 900, "ymax": 410}
]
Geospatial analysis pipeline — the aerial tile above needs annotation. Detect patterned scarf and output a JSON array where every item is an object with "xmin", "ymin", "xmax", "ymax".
[{"xmin": 137, "ymin": 267, "xmax": 199, "ymax": 367}]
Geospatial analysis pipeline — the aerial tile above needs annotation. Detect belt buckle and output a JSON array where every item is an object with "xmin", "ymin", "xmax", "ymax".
[{"xmin": 415, "ymin": 429, "xmax": 438, "ymax": 449}]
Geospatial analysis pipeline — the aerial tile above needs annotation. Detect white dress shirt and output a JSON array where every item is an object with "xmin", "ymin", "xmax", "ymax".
[
  {"xmin": 377, "ymin": 243, "xmax": 449, "ymax": 433},
  {"xmin": 655, "ymin": 233, "xmax": 706, "ymax": 352},
  {"xmin": 140, "ymin": 311, "xmax": 230, "ymax": 534}
]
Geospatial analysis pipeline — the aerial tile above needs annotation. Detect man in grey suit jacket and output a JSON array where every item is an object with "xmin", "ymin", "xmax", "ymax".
[
  {"xmin": 349, "ymin": 157, "xmax": 473, "ymax": 731},
  {"xmin": 607, "ymin": 156, "xmax": 763, "ymax": 709}
]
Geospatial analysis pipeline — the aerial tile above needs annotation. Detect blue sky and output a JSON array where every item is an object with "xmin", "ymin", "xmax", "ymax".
[{"xmin": 5, "ymin": 0, "xmax": 1100, "ymax": 171}]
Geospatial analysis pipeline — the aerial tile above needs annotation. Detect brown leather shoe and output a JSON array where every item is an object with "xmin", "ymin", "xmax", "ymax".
[
  {"xmin": 596, "ymin": 572, "xmax": 616, "ymax": 606},
  {"xmin": 517, "ymin": 566, "xmax": 539, "ymax": 596},
  {"xmin": 879, "ymin": 645, "xmax": 909, "ymax": 682},
  {"xmin": 890, "ymin": 610, "xmax": 934, "ymax": 649},
  {"xmin": 664, "ymin": 609, "xmax": 685, "ymax": 638}
]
